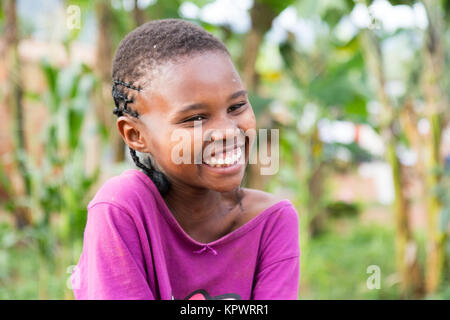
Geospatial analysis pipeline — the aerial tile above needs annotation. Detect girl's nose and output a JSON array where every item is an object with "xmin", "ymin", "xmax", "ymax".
[
  {"xmin": 208, "ymin": 127, "xmax": 245, "ymax": 156},
  {"xmin": 206, "ymin": 115, "xmax": 240, "ymax": 140},
  {"xmin": 210, "ymin": 127, "xmax": 240, "ymax": 141}
]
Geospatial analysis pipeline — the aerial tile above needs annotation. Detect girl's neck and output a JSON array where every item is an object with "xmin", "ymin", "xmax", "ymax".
[{"xmin": 163, "ymin": 179, "xmax": 240, "ymax": 235}]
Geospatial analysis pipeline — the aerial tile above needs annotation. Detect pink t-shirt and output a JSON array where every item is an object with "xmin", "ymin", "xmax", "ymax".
[{"xmin": 71, "ymin": 169, "xmax": 300, "ymax": 300}]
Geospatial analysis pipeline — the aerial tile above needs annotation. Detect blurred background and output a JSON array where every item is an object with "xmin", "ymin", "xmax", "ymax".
[{"xmin": 0, "ymin": 0, "xmax": 449, "ymax": 299}]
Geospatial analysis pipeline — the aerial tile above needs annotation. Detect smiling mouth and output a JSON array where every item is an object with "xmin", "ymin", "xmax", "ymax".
[{"xmin": 202, "ymin": 147, "xmax": 243, "ymax": 168}]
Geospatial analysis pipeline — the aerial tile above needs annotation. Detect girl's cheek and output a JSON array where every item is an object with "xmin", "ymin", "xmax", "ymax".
[
  {"xmin": 164, "ymin": 137, "xmax": 196, "ymax": 168},
  {"xmin": 240, "ymin": 110, "xmax": 257, "ymax": 159},
  {"xmin": 245, "ymin": 106, "xmax": 256, "ymax": 130}
]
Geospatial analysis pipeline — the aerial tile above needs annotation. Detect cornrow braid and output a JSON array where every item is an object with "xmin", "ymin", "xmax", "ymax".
[
  {"xmin": 129, "ymin": 148, "xmax": 171, "ymax": 196},
  {"xmin": 111, "ymin": 80, "xmax": 140, "ymax": 118},
  {"xmin": 112, "ymin": 78, "xmax": 171, "ymax": 196},
  {"xmin": 113, "ymin": 79, "xmax": 142, "ymax": 91}
]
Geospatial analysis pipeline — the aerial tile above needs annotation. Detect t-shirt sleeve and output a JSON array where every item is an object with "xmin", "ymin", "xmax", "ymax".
[
  {"xmin": 251, "ymin": 204, "xmax": 300, "ymax": 300},
  {"xmin": 72, "ymin": 202, "xmax": 154, "ymax": 300}
]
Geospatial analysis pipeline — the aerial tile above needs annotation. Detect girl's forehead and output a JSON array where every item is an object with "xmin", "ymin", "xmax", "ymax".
[{"xmin": 138, "ymin": 52, "xmax": 243, "ymax": 115}]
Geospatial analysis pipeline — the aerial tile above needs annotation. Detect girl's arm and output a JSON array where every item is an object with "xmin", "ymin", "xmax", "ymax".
[
  {"xmin": 251, "ymin": 204, "xmax": 300, "ymax": 300},
  {"xmin": 72, "ymin": 202, "xmax": 155, "ymax": 300}
]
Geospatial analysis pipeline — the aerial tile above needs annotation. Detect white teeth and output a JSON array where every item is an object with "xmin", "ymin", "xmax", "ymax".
[
  {"xmin": 203, "ymin": 147, "xmax": 243, "ymax": 167},
  {"xmin": 236, "ymin": 148, "xmax": 242, "ymax": 160}
]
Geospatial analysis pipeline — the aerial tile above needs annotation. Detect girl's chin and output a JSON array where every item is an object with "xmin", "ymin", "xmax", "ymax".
[
  {"xmin": 200, "ymin": 163, "xmax": 245, "ymax": 190},
  {"xmin": 209, "ymin": 182, "xmax": 242, "ymax": 193},
  {"xmin": 202, "ymin": 173, "xmax": 244, "ymax": 193}
]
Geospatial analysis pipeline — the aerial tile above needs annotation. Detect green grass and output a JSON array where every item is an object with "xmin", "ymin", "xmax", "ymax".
[
  {"xmin": 300, "ymin": 221, "xmax": 401, "ymax": 299},
  {"xmin": 0, "ymin": 247, "xmax": 77, "ymax": 299},
  {"xmin": 0, "ymin": 223, "xmax": 80, "ymax": 299}
]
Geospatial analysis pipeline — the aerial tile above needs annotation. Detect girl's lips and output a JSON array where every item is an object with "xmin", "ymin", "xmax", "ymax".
[
  {"xmin": 201, "ymin": 147, "xmax": 245, "ymax": 175},
  {"xmin": 204, "ymin": 147, "xmax": 241, "ymax": 166},
  {"xmin": 200, "ymin": 159, "xmax": 243, "ymax": 175}
]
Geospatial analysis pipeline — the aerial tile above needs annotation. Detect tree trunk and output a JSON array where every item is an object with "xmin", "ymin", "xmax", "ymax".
[
  {"xmin": 422, "ymin": 0, "xmax": 446, "ymax": 294},
  {"xmin": 240, "ymin": 0, "xmax": 278, "ymax": 190},
  {"xmin": 95, "ymin": 0, "xmax": 125, "ymax": 162},
  {"xmin": 0, "ymin": 0, "xmax": 32, "ymax": 228},
  {"xmin": 239, "ymin": 0, "xmax": 278, "ymax": 92},
  {"xmin": 133, "ymin": 0, "xmax": 147, "ymax": 27},
  {"xmin": 360, "ymin": 29, "xmax": 423, "ymax": 298}
]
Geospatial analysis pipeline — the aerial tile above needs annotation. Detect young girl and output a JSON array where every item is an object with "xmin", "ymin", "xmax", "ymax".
[{"xmin": 71, "ymin": 18, "xmax": 300, "ymax": 300}]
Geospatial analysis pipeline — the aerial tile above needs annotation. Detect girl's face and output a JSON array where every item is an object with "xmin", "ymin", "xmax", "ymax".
[{"xmin": 119, "ymin": 51, "xmax": 256, "ymax": 193}]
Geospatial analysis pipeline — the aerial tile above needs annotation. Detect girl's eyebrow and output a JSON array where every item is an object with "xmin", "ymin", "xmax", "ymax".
[
  {"xmin": 176, "ymin": 90, "xmax": 248, "ymax": 115},
  {"xmin": 227, "ymin": 89, "xmax": 248, "ymax": 101}
]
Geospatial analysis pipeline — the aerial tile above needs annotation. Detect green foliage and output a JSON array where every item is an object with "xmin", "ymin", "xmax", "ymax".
[
  {"xmin": 326, "ymin": 200, "xmax": 360, "ymax": 218},
  {"xmin": 260, "ymin": 0, "xmax": 297, "ymax": 15},
  {"xmin": 324, "ymin": 142, "xmax": 376, "ymax": 163},
  {"xmin": 9, "ymin": 60, "xmax": 100, "ymax": 267},
  {"xmin": 185, "ymin": 0, "xmax": 215, "ymax": 6},
  {"xmin": 0, "ymin": 222, "xmax": 79, "ymax": 299},
  {"xmin": 248, "ymin": 92, "xmax": 274, "ymax": 120},
  {"xmin": 301, "ymin": 223, "xmax": 400, "ymax": 299},
  {"xmin": 0, "ymin": 161, "xmax": 14, "ymax": 212},
  {"xmin": 39, "ymin": 59, "xmax": 99, "ymax": 232},
  {"xmin": 279, "ymin": 31, "xmax": 370, "ymax": 125},
  {"xmin": 294, "ymin": 0, "xmax": 355, "ymax": 24},
  {"xmin": 0, "ymin": 59, "xmax": 102, "ymax": 298}
]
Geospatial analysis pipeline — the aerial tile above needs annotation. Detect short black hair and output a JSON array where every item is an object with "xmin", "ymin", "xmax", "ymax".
[{"xmin": 111, "ymin": 19, "xmax": 230, "ymax": 196}]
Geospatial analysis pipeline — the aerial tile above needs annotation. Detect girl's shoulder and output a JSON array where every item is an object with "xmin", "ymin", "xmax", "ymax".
[
  {"xmin": 242, "ymin": 188, "xmax": 284, "ymax": 212},
  {"xmin": 240, "ymin": 189, "xmax": 299, "ymax": 252},
  {"xmin": 236, "ymin": 188, "xmax": 297, "ymax": 228},
  {"xmin": 88, "ymin": 169, "xmax": 158, "ymax": 210}
]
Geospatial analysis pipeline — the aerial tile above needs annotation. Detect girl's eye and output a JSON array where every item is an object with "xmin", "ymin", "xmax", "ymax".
[
  {"xmin": 184, "ymin": 115, "xmax": 206, "ymax": 122},
  {"xmin": 228, "ymin": 102, "xmax": 246, "ymax": 113}
]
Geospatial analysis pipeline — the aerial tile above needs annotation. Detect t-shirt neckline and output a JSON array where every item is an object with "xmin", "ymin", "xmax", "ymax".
[{"xmin": 130, "ymin": 169, "xmax": 291, "ymax": 247}]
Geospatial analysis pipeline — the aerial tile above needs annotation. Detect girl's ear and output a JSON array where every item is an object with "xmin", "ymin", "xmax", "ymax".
[{"xmin": 116, "ymin": 116, "xmax": 150, "ymax": 153}]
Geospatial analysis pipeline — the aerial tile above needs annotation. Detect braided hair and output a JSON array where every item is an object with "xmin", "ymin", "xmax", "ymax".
[{"xmin": 111, "ymin": 19, "xmax": 230, "ymax": 196}]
